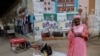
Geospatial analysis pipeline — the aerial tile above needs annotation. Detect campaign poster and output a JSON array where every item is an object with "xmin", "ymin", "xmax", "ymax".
[
  {"xmin": 34, "ymin": 14, "xmax": 44, "ymax": 31},
  {"xmin": 65, "ymin": 12, "xmax": 78, "ymax": 29},
  {"xmin": 42, "ymin": 14, "xmax": 63, "ymax": 39},
  {"xmin": 44, "ymin": 14, "xmax": 57, "ymax": 21},
  {"xmin": 67, "ymin": 14, "xmax": 75, "ymax": 21},
  {"xmin": 57, "ymin": 13, "xmax": 66, "ymax": 28},
  {"xmin": 43, "ymin": 14, "xmax": 57, "ymax": 29}
]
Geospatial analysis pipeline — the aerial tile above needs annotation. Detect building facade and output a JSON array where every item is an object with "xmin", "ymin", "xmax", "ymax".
[
  {"xmin": 57, "ymin": 0, "xmax": 74, "ymax": 12},
  {"xmin": 56, "ymin": 0, "xmax": 78, "ymax": 13},
  {"xmin": 33, "ymin": 0, "xmax": 56, "ymax": 14},
  {"xmin": 78, "ymin": 0, "xmax": 89, "ymax": 14},
  {"xmin": 33, "ymin": 0, "xmax": 78, "ymax": 14},
  {"xmin": 89, "ymin": 0, "xmax": 95, "ymax": 14}
]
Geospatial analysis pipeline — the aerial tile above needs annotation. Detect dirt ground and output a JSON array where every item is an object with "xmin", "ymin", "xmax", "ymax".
[
  {"xmin": 0, "ymin": 37, "xmax": 100, "ymax": 56},
  {"xmin": 42, "ymin": 38, "xmax": 100, "ymax": 56}
]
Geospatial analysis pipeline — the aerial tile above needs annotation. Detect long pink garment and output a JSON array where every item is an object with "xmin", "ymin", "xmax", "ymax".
[{"xmin": 67, "ymin": 24, "xmax": 88, "ymax": 56}]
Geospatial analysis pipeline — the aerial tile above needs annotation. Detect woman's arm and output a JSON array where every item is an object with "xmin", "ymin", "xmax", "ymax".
[
  {"xmin": 82, "ymin": 24, "xmax": 89, "ymax": 41},
  {"xmin": 68, "ymin": 27, "xmax": 75, "ymax": 41}
]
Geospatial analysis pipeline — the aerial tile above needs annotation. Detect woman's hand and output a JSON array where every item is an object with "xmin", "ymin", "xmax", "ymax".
[{"xmin": 74, "ymin": 33, "xmax": 82, "ymax": 37}]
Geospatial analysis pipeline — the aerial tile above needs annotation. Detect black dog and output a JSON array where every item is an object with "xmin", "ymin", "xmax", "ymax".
[{"xmin": 40, "ymin": 43, "xmax": 52, "ymax": 56}]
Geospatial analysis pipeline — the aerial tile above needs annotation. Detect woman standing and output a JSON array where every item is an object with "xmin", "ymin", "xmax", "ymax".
[{"xmin": 67, "ymin": 15, "xmax": 88, "ymax": 56}]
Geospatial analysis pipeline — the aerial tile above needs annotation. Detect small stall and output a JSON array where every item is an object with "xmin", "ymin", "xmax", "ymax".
[{"xmin": 3, "ymin": 23, "xmax": 15, "ymax": 38}]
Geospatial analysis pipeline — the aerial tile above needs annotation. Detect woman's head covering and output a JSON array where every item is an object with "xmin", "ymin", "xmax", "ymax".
[
  {"xmin": 73, "ymin": 15, "xmax": 81, "ymax": 19},
  {"xmin": 72, "ymin": 15, "xmax": 82, "ymax": 26}
]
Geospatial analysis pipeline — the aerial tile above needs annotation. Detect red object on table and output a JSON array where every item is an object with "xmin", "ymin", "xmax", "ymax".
[
  {"xmin": 31, "ymin": 44, "xmax": 40, "ymax": 50},
  {"xmin": 9, "ymin": 38, "xmax": 27, "ymax": 52},
  {"xmin": 10, "ymin": 38, "xmax": 26, "ymax": 44}
]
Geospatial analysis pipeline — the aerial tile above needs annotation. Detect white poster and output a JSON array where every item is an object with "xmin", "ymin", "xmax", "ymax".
[
  {"xmin": 34, "ymin": 14, "xmax": 44, "ymax": 31},
  {"xmin": 95, "ymin": 0, "xmax": 100, "ymax": 16},
  {"xmin": 57, "ymin": 13, "xmax": 66, "ymax": 30},
  {"xmin": 33, "ymin": 0, "xmax": 44, "ymax": 14}
]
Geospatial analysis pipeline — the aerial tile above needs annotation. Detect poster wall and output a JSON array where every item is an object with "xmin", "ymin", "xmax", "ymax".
[
  {"xmin": 42, "ymin": 14, "xmax": 62, "ymax": 38},
  {"xmin": 34, "ymin": 12, "xmax": 78, "ymax": 40},
  {"xmin": 34, "ymin": 14, "xmax": 44, "ymax": 31},
  {"xmin": 66, "ymin": 12, "xmax": 78, "ymax": 28},
  {"xmin": 43, "ymin": 14, "xmax": 58, "ymax": 31},
  {"xmin": 57, "ymin": 13, "xmax": 66, "ymax": 31}
]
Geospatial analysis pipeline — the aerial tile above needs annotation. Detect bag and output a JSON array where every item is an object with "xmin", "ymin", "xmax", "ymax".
[
  {"xmin": 40, "ymin": 43, "xmax": 52, "ymax": 56},
  {"xmin": 19, "ymin": 41, "xmax": 31, "ymax": 49}
]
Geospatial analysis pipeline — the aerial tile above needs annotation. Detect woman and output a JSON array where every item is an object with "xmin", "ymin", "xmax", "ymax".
[{"xmin": 67, "ymin": 15, "xmax": 88, "ymax": 56}]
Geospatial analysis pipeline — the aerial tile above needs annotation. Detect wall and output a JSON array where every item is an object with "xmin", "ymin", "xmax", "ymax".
[
  {"xmin": 89, "ymin": 0, "xmax": 95, "ymax": 14},
  {"xmin": 88, "ymin": 0, "xmax": 100, "ymax": 36},
  {"xmin": 78, "ymin": 0, "xmax": 89, "ymax": 14},
  {"xmin": 57, "ymin": 0, "xmax": 75, "ymax": 13},
  {"xmin": 95, "ymin": 0, "xmax": 100, "ymax": 17},
  {"xmin": 27, "ymin": 0, "xmax": 34, "ymax": 14},
  {"xmin": 33, "ymin": 0, "xmax": 55, "ymax": 14}
]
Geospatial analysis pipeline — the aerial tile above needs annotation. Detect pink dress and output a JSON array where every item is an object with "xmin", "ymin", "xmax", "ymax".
[{"xmin": 67, "ymin": 24, "xmax": 88, "ymax": 56}]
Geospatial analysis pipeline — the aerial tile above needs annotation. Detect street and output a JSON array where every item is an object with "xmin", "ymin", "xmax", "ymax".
[{"xmin": 0, "ymin": 37, "xmax": 100, "ymax": 56}]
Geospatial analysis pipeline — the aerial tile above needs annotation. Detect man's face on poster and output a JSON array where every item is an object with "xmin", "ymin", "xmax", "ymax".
[
  {"xmin": 68, "ymin": 16, "xmax": 72, "ymax": 21},
  {"xmin": 50, "ymin": 15, "xmax": 54, "ymax": 21},
  {"xmin": 46, "ymin": 16, "xmax": 49, "ymax": 21}
]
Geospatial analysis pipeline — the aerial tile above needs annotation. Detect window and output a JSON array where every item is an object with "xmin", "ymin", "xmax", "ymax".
[
  {"xmin": 48, "ymin": 2, "xmax": 50, "ymax": 4},
  {"xmin": 40, "ymin": 0, "xmax": 44, "ymax": 2},
  {"xmin": 44, "ymin": 2, "xmax": 46, "ymax": 4},
  {"xmin": 48, "ymin": 8, "xmax": 50, "ymax": 10},
  {"xmin": 63, "ymin": 4, "xmax": 65, "ymax": 7},
  {"xmin": 66, "ymin": 0, "xmax": 69, "ymax": 2},
  {"xmin": 58, "ymin": 0, "xmax": 64, "ymax": 2},
  {"xmin": 62, "ymin": 0, "xmax": 64, "ymax": 2},
  {"xmin": 79, "ymin": 5, "xmax": 82, "ymax": 7},
  {"xmin": 58, "ymin": 7, "xmax": 63, "ymax": 11},
  {"xmin": 58, "ymin": 0, "xmax": 61, "ymax": 2},
  {"xmin": 44, "ymin": 8, "xmax": 47, "ymax": 10},
  {"xmin": 63, "ymin": 4, "xmax": 66, "ymax": 7},
  {"xmin": 67, "ymin": 8, "xmax": 70, "ymax": 12},
  {"xmin": 52, "ymin": 0, "xmax": 55, "ymax": 1},
  {"xmin": 71, "ymin": 7, "xmax": 74, "ymax": 11},
  {"xmin": 63, "ymin": 8, "xmax": 66, "ymax": 11},
  {"xmin": 70, "ymin": 0, "xmax": 74, "ymax": 2}
]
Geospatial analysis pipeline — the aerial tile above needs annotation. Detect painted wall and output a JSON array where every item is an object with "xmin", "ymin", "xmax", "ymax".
[
  {"xmin": 74, "ymin": 0, "xmax": 78, "ymax": 11},
  {"xmin": 88, "ymin": 0, "xmax": 100, "ymax": 36},
  {"xmin": 95, "ymin": 0, "xmax": 100, "ymax": 16},
  {"xmin": 78, "ymin": 0, "xmax": 89, "ymax": 14},
  {"xmin": 89, "ymin": 0, "xmax": 95, "ymax": 14},
  {"xmin": 27, "ymin": 0, "xmax": 34, "ymax": 14},
  {"xmin": 33, "ymin": 0, "xmax": 55, "ymax": 14},
  {"xmin": 88, "ymin": 14, "xmax": 99, "ymax": 36}
]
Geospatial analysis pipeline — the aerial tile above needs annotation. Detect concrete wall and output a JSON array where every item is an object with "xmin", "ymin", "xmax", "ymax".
[
  {"xmin": 78, "ymin": 0, "xmax": 100, "ymax": 36},
  {"xmin": 88, "ymin": 14, "xmax": 100, "ymax": 36},
  {"xmin": 88, "ymin": 0, "xmax": 100, "ymax": 36},
  {"xmin": 27, "ymin": 0, "xmax": 34, "ymax": 14},
  {"xmin": 78, "ymin": 0, "xmax": 89, "ymax": 14},
  {"xmin": 89, "ymin": 0, "xmax": 95, "ymax": 14},
  {"xmin": 33, "ymin": 0, "xmax": 55, "ymax": 14}
]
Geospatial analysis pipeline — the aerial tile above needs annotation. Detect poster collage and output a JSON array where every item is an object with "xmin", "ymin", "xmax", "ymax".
[{"xmin": 34, "ymin": 12, "xmax": 78, "ymax": 38}]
